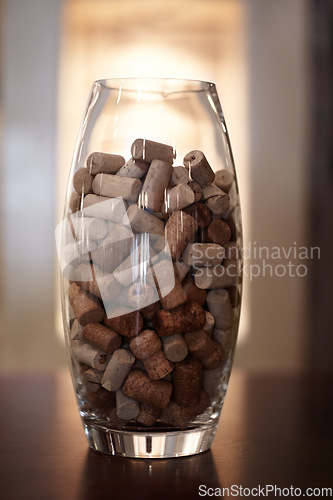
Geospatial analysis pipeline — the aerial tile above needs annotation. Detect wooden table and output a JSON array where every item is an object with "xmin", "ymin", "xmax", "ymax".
[{"xmin": 0, "ymin": 370, "xmax": 332, "ymax": 500}]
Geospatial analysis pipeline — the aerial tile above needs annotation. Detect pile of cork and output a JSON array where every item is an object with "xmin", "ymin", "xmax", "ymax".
[{"xmin": 65, "ymin": 138, "xmax": 239, "ymax": 428}]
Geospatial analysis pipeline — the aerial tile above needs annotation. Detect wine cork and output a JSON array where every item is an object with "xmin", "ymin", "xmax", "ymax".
[
  {"xmin": 202, "ymin": 346, "xmax": 226, "ymax": 370},
  {"xmin": 69, "ymin": 319, "xmax": 83, "ymax": 341},
  {"xmin": 101, "ymin": 349, "xmax": 135, "ymax": 391},
  {"xmin": 220, "ymin": 202, "xmax": 235, "ymax": 223},
  {"xmin": 116, "ymin": 157, "xmax": 150, "ymax": 179},
  {"xmin": 222, "ymin": 260, "xmax": 239, "ymax": 283},
  {"xmin": 125, "ymin": 204, "xmax": 165, "ymax": 235},
  {"xmin": 129, "ymin": 330, "xmax": 161, "ymax": 360},
  {"xmin": 181, "ymin": 243, "xmax": 224, "ymax": 268},
  {"xmin": 223, "ymin": 242, "xmax": 239, "ymax": 261},
  {"xmin": 71, "ymin": 216, "xmax": 108, "ymax": 241},
  {"xmin": 194, "ymin": 264, "xmax": 237, "ymax": 289},
  {"xmin": 82, "ymin": 195, "xmax": 127, "ymax": 223},
  {"xmin": 147, "ymin": 257, "xmax": 175, "ymax": 298},
  {"xmin": 151, "ymin": 233, "xmax": 168, "ymax": 253},
  {"xmin": 86, "ymin": 387, "xmax": 115, "ymax": 412},
  {"xmin": 173, "ymin": 259, "xmax": 191, "ymax": 282},
  {"xmin": 188, "ymin": 181, "xmax": 203, "ymax": 202},
  {"xmin": 127, "ymin": 282, "xmax": 158, "ymax": 310},
  {"xmin": 73, "ymin": 168, "xmax": 93, "ymax": 195},
  {"xmin": 69, "ymin": 283, "xmax": 104, "ymax": 325},
  {"xmin": 184, "ymin": 330, "xmax": 225, "ymax": 369},
  {"xmin": 122, "ymin": 369, "xmax": 173, "ymax": 409},
  {"xmin": 73, "ymin": 235, "xmax": 98, "ymax": 257},
  {"xmin": 74, "ymin": 262, "xmax": 122, "ymax": 304},
  {"xmin": 92, "ymin": 173, "xmax": 142, "ymax": 202},
  {"xmin": 104, "ymin": 307, "xmax": 144, "ymax": 337},
  {"xmin": 162, "ymin": 334, "xmax": 188, "ymax": 363},
  {"xmin": 206, "ymin": 194, "xmax": 231, "ymax": 215},
  {"xmin": 94, "ymin": 265, "xmax": 124, "ymax": 303},
  {"xmin": 82, "ymin": 323, "xmax": 121, "ymax": 355},
  {"xmin": 112, "ymin": 251, "xmax": 141, "ymax": 288},
  {"xmin": 165, "ymin": 210, "xmax": 198, "ymax": 261},
  {"xmin": 103, "ymin": 289, "xmax": 131, "ymax": 313},
  {"xmin": 183, "ymin": 150, "xmax": 215, "ymax": 187},
  {"xmin": 82, "ymin": 368, "xmax": 103, "ymax": 393},
  {"xmin": 184, "ymin": 202, "xmax": 211, "ymax": 228},
  {"xmin": 90, "ymin": 223, "xmax": 133, "ymax": 273},
  {"xmin": 131, "ymin": 138, "xmax": 175, "ymax": 165},
  {"xmin": 170, "ymin": 166, "xmax": 190, "ymax": 186},
  {"xmin": 137, "ymin": 404, "xmax": 160, "ymax": 426},
  {"xmin": 73, "ymin": 261, "xmax": 102, "ymax": 296},
  {"xmin": 223, "ymin": 215, "xmax": 237, "ymax": 241},
  {"xmin": 62, "ymin": 240, "xmax": 95, "ymax": 271},
  {"xmin": 116, "ymin": 390, "xmax": 140, "ymax": 420},
  {"xmin": 71, "ymin": 340, "xmax": 108, "ymax": 371},
  {"xmin": 207, "ymin": 219, "xmax": 231, "ymax": 245},
  {"xmin": 163, "ymin": 184, "xmax": 195, "ymax": 214},
  {"xmin": 160, "ymin": 390, "xmax": 210, "ymax": 427},
  {"xmin": 69, "ymin": 191, "xmax": 82, "ymax": 213},
  {"xmin": 182, "ymin": 276, "xmax": 207, "ymax": 306},
  {"xmin": 87, "ymin": 152, "xmax": 125, "ymax": 175},
  {"xmin": 202, "ymin": 367, "xmax": 224, "ymax": 397},
  {"xmin": 139, "ymin": 159, "xmax": 173, "ymax": 213},
  {"xmin": 213, "ymin": 327, "xmax": 234, "ymax": 354},
  {"xmin": 68, "ymin": 303, "xmax": 76, "ymax": 322},
  {"xmin": 130, "ymin": 330, "xmax": 173, "ymax": 380},
  {"xmin": 140, "ymin": 301, "xmax": 160, "ymax": 321},
  {"xmin": 207, "ymin": 288, "xmax": 234, "ymax": 330},
  {"xmin": 214, "ymin": 169, "xmax": 234, "ymax": 193},
  {"xmin": 173, "ymin": 357, "xmax": 203, "ymax": 407},
  {"xmin": 202, "ymin": 185, "xmax": 230, "ymax": 215},
  {"xmin": 227, "ymin": 286, "xmax": 241, "ymax": 308},
  {"xmin": 202, "ymin": 311, "xmax": 215, "ymax": 336},
  {"xmin": 154, "ymin": 302, "xmax": 206, "ymax": 337},
  {"xmin": 160, "ymin": 277, "xmax": 187, "ymax": 310},
  {"xmin": 113, "ymin": 242, "xmax": 156, "ymax": 288},
  {"xmin": 143, "ymin": 350, "xmax": 174, "ymax": 380}
]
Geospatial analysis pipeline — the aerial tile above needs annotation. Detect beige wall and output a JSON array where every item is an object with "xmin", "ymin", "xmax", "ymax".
[
  {"xmin": 0, "ymin": 0, "xmax": 65, "ymax": 369},
  {"xmin": 235, "ymin": 0, "xmax": 310, "ymax": 371},
  {"xmin": 0, "ymin": 0, "xmax": 310, "ymax": 372}
]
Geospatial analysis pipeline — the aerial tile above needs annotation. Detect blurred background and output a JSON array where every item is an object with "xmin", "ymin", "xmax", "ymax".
[{"xmin": 0, "ymin": 0, "xmax": 332, "ymax": 372}]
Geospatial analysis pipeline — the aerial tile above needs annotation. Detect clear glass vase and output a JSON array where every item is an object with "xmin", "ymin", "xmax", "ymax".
[{"xmin": 57, "ymin": 78, "xmax": 242, "ymax": 458}]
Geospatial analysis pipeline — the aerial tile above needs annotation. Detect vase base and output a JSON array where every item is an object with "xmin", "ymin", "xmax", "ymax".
[{"xmin": 84, "ymin": 422, "xmax": 217, "ymax": 458}]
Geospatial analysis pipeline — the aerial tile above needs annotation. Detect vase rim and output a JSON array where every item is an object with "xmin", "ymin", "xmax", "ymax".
[{"xmin": 94, "ymin": 77, "xmax": 215, "ymax": 94}]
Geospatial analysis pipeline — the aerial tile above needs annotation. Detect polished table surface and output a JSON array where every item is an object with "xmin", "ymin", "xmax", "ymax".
[{"xmin": 0, "ymin": 370, "xmax": 332, "ymax": 500}]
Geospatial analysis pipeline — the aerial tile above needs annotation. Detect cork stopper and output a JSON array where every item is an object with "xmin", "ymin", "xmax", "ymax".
[
  {"xmin": 154, "ymin": 302, "xmax": 206, "ymax": 337},
  {"xmin": 73, "ymin": 168, "xmax": 93, "ymax": 195},
  {"xmin": 122, "ymin": 369, "xmax": 172, "ymax": 410},
  {"xmin": 160, "ymin": 390, "xmax": 210, "ymax": 427},
  {"xmin": 137, "ymin": 403, "xmax": 160, "ymax": 427},
  {"xmin": 173, "ymin": 357, "xmax": 203, "ymax": 407},
  {"xmin": 184, "ymin": 330, "xmax": 225, "ymax": 369},
  {"xmin": 184, "ymin": 202, "xmax": 212, "ymax": 228},
  {"xmin": 143, "ymin": 350, "xmax": 174, "ymax": 380},
  {"xmin": 165, "ymin": 210, "xmax": 198, "ymax": 261},
  {"xmin": 69, "ymin": 283, "xmax": 104, "ymax": 325},
  {"xmin": 82, "ymin": 323, "xmax": 122, "ymax": 355},
  {"xmin": 104, "ymin": 308, "xmax": 144, "ymax": 337},
  {"xmin": 129, "ymin": 329, "xmax": 162, "ymax": 360}
]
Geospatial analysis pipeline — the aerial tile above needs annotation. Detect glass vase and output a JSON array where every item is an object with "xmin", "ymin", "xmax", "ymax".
[{"xmin": 56, "ymin": 78, "xmax": 242, "ymax": 458}]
